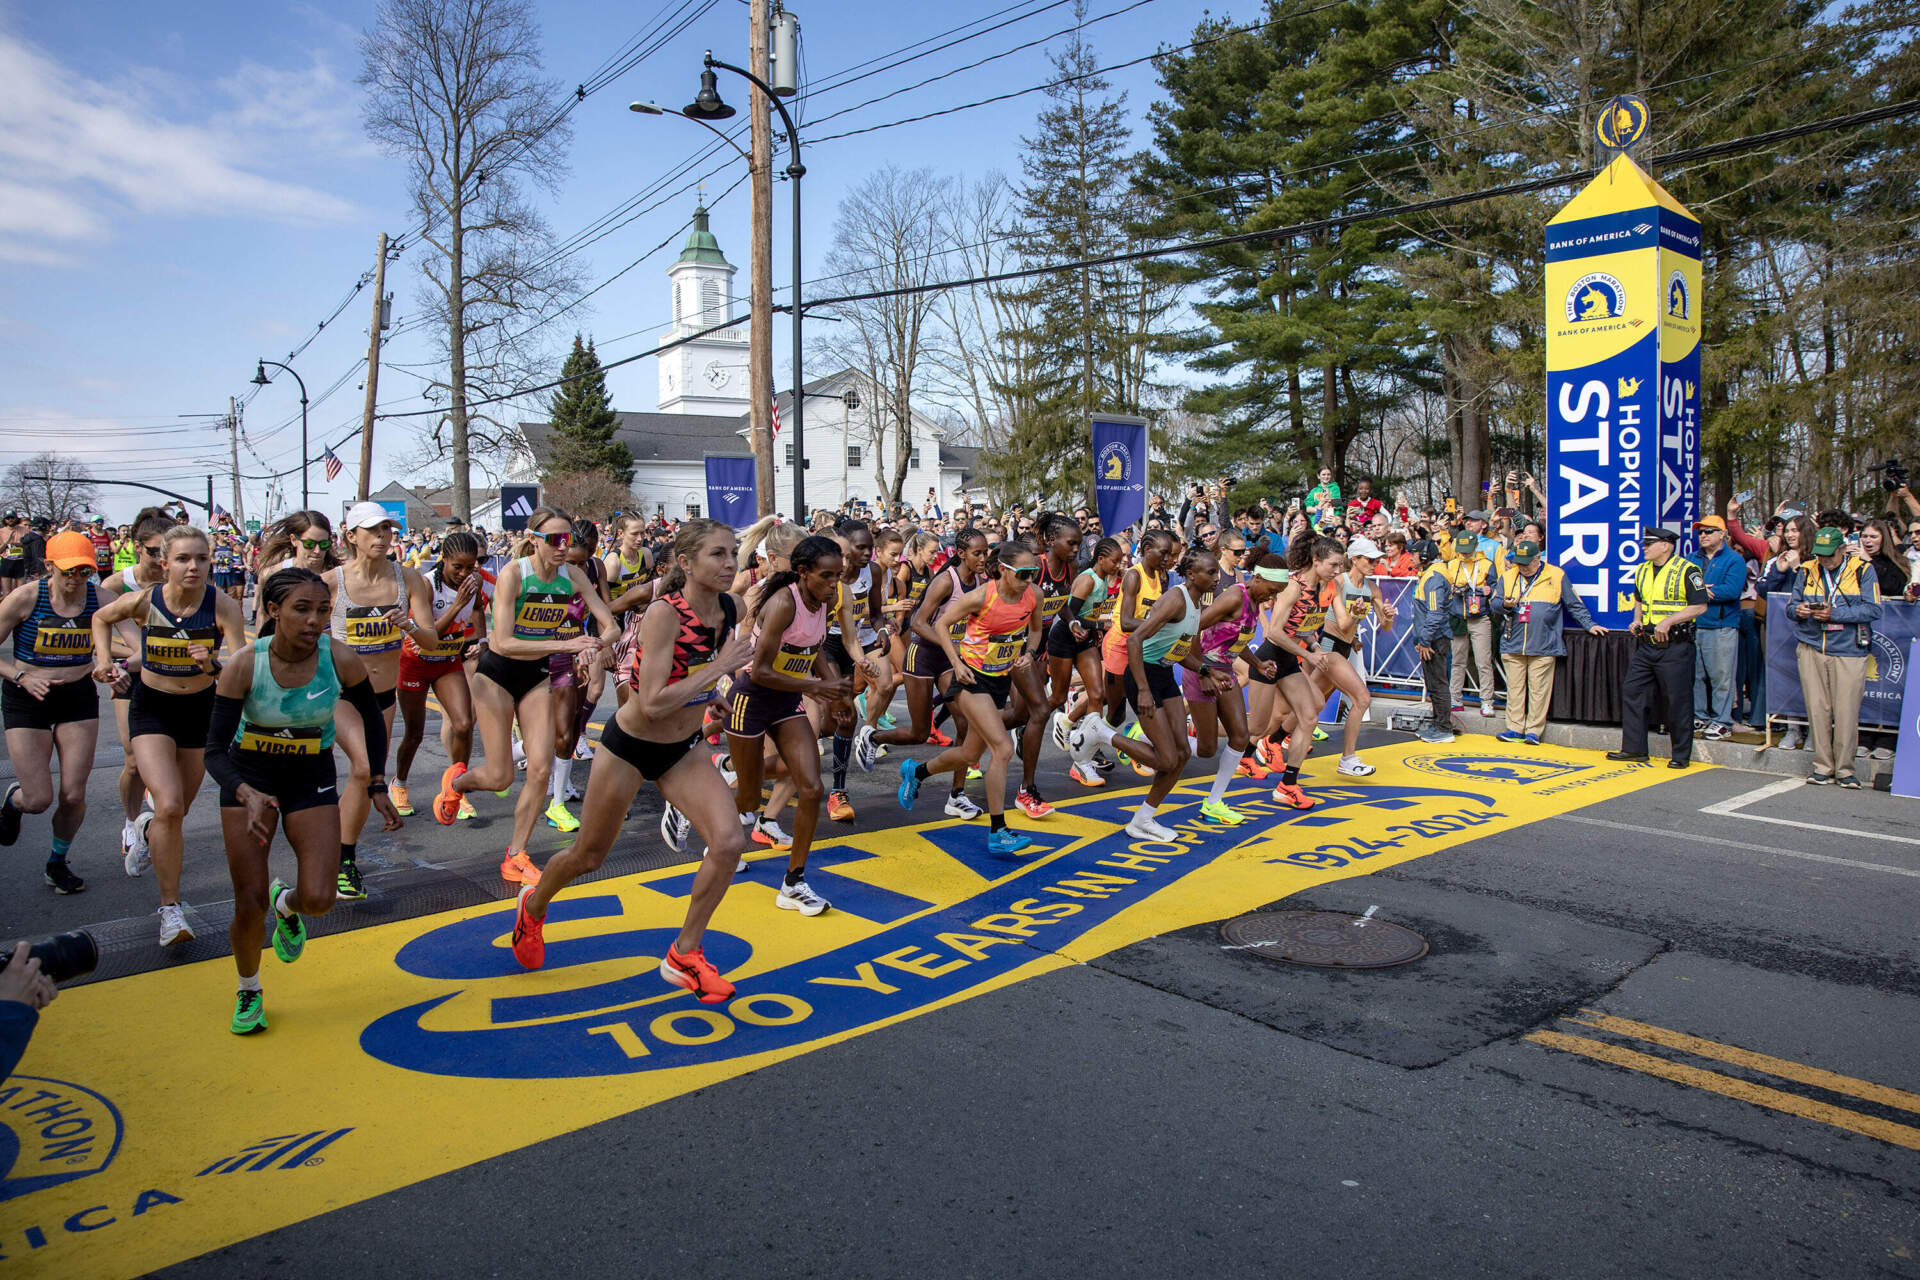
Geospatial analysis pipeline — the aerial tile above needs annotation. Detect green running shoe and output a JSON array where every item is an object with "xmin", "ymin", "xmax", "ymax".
[
  {"xmin": 268, "ymin": 878, "xmax": 306, "ymax": 963},
  {"xmin": 1200, "ymin": 800, "xmax": 1246, "ymax": 826},
  {"xmin": 1312, "ymin": 726, "xmax": 1329, "ymax": 742},
  {"xmin": 230, "ymin": 988, "xmax": 267, "ymax": 1035},
  {"xmin": 544, "ymin": 798, "xmax": 580, "ymax": 832},
  {"xmin": 335, "ymin": 857, "xmax": 366, "ymax": 901}
]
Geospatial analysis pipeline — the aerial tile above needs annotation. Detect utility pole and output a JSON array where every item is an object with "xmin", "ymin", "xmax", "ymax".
[
  {"xmin": 357, "ymin": 231, "xmax": 391, "ymax": 503},
  {"xmin": 227, "ymin": 396, "xmax": 245, "ymax": 526},
  {"xmin": 746, "ymin": 0, "xmax": 775, "ymax": 516}
]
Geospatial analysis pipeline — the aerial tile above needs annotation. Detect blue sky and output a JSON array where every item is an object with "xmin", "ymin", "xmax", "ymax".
[{"xmin": 0, "ymin": 0, "xmax": 1207, "ymax": 523}]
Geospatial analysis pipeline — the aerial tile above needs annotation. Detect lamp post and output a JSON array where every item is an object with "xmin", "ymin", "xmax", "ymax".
[{"xmin": 251, "ymin": 360, "xmax": 310, "ymax": 510}]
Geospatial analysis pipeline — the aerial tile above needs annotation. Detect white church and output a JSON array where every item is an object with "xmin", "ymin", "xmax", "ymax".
[{"xmin": 512, "ymin": 204, "xmax": 977, "ymax": 521}]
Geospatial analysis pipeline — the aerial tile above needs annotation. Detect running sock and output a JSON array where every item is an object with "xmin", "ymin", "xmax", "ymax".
[
  {"xmin": 989, "ymin": 813, "xmax": 1006, "ymax": 832},
  {"xmin": 1282, "ymin": 766, "xmax": 1300, "ymax": 786},
  {"xmin": 238, "ymin": 973, "xmax": 262, "ymax": 993},
  {"xmin": 274, "ymin": 886, "xmax": 294, "ymax": 918},
  {"xmin": 122, "ymin": 818, "xmax": 136, "ymax": 845},
  {"xmin": 1188, "ymin": 735, "xmax": 1201, "ymax": 756},
  {"xmin": 831, "ymin": 734, "xmax": 852, "ymax": 790},
  {"xmin": 340, "ymin": 842, "xmax": 356, "ymax": 865},
  {"xmin": 784, "ymin": 867, "xmax": 806, "ymax": 887},
  {"xmin": 1135, "ymin": 802, "xmax": 1158, "ymax": 824},
  {"xmin": 49, "ymin": 836, "xmax": 71, "ymax": 864},
  {"xmin": 913, "ymin": 762, "xmax": 931, "ymax": 781},
  {"xmin": 933, "ymin": 702, "xmax": 952, "ymax": 731},
  {"xmin": 1207, "ymin": 750, "xmax": 1240, "ymax": 804}
]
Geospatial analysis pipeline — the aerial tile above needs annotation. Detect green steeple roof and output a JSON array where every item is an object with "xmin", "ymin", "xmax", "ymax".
[{"xmin": 675, "ymin": 204, "xmax": 730, "ymax": 266}]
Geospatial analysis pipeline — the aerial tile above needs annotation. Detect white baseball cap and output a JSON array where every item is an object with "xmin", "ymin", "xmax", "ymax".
[
  {"xmin": 1346, "ymin": 536, "xmax": 1384, "ymax": 560},
  {"xmin": 344, "ymin": 501, "xmax": 397, "ymax": 531}
]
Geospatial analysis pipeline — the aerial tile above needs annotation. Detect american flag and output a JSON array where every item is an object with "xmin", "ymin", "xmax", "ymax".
[
  {"xmin": 770, "ymin": 394, "xmax": 781, "ymax": 438},
  {"xmin": 322, "ymin": 447, "xmax": 343, "ymax": 482}
]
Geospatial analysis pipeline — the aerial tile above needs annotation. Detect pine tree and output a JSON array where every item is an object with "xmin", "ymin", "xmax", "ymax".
[{"xmin": 543, "ymin": 335, "xmax": 633, "ymax": 484}]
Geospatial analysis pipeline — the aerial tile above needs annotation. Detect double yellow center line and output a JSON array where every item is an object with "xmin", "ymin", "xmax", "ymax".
[{"xmin": 1528, "ymin": 1011, "xmax": 1920, "ymax": 1151}]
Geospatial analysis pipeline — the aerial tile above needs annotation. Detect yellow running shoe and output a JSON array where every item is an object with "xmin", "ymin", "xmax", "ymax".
[{"xmin": 543, "ymin": 799, "xmax": 580, "ymax": 832}]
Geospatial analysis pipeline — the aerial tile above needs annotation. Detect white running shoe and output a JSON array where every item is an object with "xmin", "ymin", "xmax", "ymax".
[
  {"xmin": 1337, "ymin": 755, "xmax": 1376, "ymax": 777},
  {"xmin": 754, "ymin": 817, "xmax": 792, "ymax": 847},
  {"xmin": 1050, "ymin": 710, "xmax": 1073, "ymax": 753},
  {"xmin": 776, "ymin": 879, "xmax": 830, "ymax": 916},
  {"xmin": 157, "ymin": 902, "xmax": 193, "ymax": 948},
  {"xmin": 736, "ymin": 857, "xmax": 750, "ymax": 873},
  {"xmin": 713, "ymin": 752, "xmax": 737, "ymax": 787},
  {"xmin": 573, "ymin": 737, "xmax": 595, "ymax": 761},
  {"xmin": 1125, "ymin": 812, "xmax": 1179, "ymax": 842},
  {"xmin": 125, "ymin": 813, "xmax": 153, "ymax": 877},
  {"xmin": 944, "ymin": 792, "xmax": 984, "ymax": 820},
  {"xmin": 853, "ymin": 724, "xmax": 879, "ymax": 772},
  {"xmin": 660, "ymin": 803, "xmax": 692, "ymax": 854},
  {"xmin": 564, "ymin": 782, "xmax": 585, "ymax": 802},
  {"xmin": 512, "ymin": 736, "xmax": 527, "ymax": 766}
]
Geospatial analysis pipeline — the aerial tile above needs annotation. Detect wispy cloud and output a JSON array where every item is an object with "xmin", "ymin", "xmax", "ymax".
[{"xmin": 0, "ymin": 28, "xmax": 362, "ymax": 264}]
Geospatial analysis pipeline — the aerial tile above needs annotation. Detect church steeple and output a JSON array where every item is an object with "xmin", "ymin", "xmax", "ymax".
[
  {"xmin": 675, "ymin": 204, "xmax": 730, "ymax": 267},
  {"xmin": 659, "ymin": 202, "xmax": 747, "ymax": 416}
]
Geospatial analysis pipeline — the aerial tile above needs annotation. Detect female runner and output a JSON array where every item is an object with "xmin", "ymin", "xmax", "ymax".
[
  {"xmin": 322, "ymin": 504, "xmax": 433, "ymax": 898},
  {"xmin": 1044, "ymin": 536, "xmax": 1125, "ymax": 789},
  {"xmin": 821, "ymin": 520, "xmax": 881, "ymax": 822},
  {"xmin": 0, "ymin": 533, "xmax": 108, "ymax": 893},
  {"xmin": 203, "ymin": 568, "xmax": 397, "ymax": 1033},
  {"xmin": 882, "ymin": 531, "xmax": 938, "ymax": 722},
  {"xmin": 430, "ymin": 507, "xmax": 615, "ymax": 886},
  {"xmin": 1011, "ymin": 514, "xmax": 1081, "ymax": 819},
  {"xmin": 89, "ymin": 525, "xmax": 248, "ymax": 946},
  {"xmin": 722, "ymin": 535, "xmax": 852, "ymax": 915},
  {"xmin": 896, "ymin": 541, "xmax": 1042, "ymax": 855},
  {"xmin": 392, "ymin": 530, "xmax": 488, "ymax": 819},
  {"xmin": 254, "ymin": 511, "xmax": 337, "ymax": 629},
  {"xmin": 874, "ymin": 528, "xmax": 988, "ymax": 818},
  {"xmin": 604, "ymin": 513, "xmax": 655, "ymax": 710},
  {"xmin": 96, "ymin": 507, "xmax": 178, "ymax": 873},
  {"xmin": 1181, "ymin": 553, "xmax": 1288, "ymax": 825},
  {"xmin": 512, "ymin": 520, "xmax": 754, "ymax": 1000},
  {"xmin": 1244, "ymin": 537, "xmax": 1344, "ymax": 808},
  {"xmin": 1102, "ymin": 529, "xmax": 1172, "ymax": 775},
  {"xmin": 1311, "ymin": 538, "xmax": 1396, "ymax": 778},
  {"xmin": 861, "ymin": 528, "xmax": 906, "ymax": 731},
  {"xmin": 546, "ymin": 518, "xmax": 610, "ymax": 828}
]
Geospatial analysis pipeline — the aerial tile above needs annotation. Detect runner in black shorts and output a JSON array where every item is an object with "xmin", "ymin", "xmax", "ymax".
[
  {"xmin": 97, "ymin": 508, "xmax": 176, "ymax": 874},
  {"xmin": 873, "ymin": 528, "xmax": 988, "ymax": 819},
  {"xmin": 1044, "ymin": 535, "xmax": 1123, "ymax": 790},
  {"xmin": 203, "ymin": 568, "xmax": 396, "ymax": 1034},
  {"xmin": 513, "ymin": 519, "xmax": 755, "ymax": 1001}
]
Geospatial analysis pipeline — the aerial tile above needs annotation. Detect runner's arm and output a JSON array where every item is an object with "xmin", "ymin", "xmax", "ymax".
[
  {"xmin": 200, "ymin": 645, "xmax": 259, "ymax": 797},
  {"xmin": 333, "ymin": 642, "xmax": 388, "ymax": 786},
  {"xmin": 0, "ymin": 585, "xmax": 35, "ymax": 683},
  {"xmin": 933, "ymin": 585, "xmax": 987, "ymax": 671}
]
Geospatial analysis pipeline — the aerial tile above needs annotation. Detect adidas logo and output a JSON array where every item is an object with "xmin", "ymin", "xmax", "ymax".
[
  {"xmin": 504, "ymin": 495, "xmax": 534, "ymax": 518},
  {"xmin": 1632, "ymin": 222, "xmax": 1652, "ymax": 235},
  {"xmin": 196, "ymin": 1128, "xmax": 354, "ymax": 1175}
]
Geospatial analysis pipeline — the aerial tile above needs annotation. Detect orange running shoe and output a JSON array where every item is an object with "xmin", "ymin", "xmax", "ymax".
[
  {"xmin": 510, "ymin": 885, "xmax": 545, "ymax": 970},
  {"xmin": 433, "ymin": 762, "xmax": 467, "ymax": 826},
  {"xmin": 1237, "ymin": 757, "xmax": 1271, "ymax": 780},
  {"xmin": 1068, "ymin": 761, "xmax": 1106, "ymax": 789},
  {"xmin": 827, "ymin": 790, "xmax": 855, "ymax": 822},
  {"xmin": 926, "ymin": 726, "xmax": 953, "ymax": 747},
  {"xmin": 1270, "ymin": 781, "xmax": 1315, "ymax": 810},
  {"xmin": 500, "ymin": 849, "xmax": 542, "ymax": 885},
  {"xmin": 661, "ymin": 943, "xmax": 734, "ymax": 1003},
  {"xmin": 390, "ymin": 782, "xmax": 413, "ymax": 816},
  {"xmin": 1015, "ymin": 788, "xmax": 1054, "ymax": 818}
]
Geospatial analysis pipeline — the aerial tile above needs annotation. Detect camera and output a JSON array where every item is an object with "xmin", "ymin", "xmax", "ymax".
[
  {"xmin": 8, "ymin": 930, "xmax": 98, "ymax": 985},
  {"xmin": 1868, "ymin": 458, "xmax": 1909, "ymax": 493}
]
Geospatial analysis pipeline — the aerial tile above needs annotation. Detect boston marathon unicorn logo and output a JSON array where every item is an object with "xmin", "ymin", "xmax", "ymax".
[
  {"xmin": 1667, "ymin": 270, "xmax": 1690, "ymax": 320},
  {"xmin": 1565, "ymin": 272, "xmax": 1626, "ymax": 324},
  {"xmin": 1097, "ymin": 440, "xmax": 1133, "ymax": 484}
]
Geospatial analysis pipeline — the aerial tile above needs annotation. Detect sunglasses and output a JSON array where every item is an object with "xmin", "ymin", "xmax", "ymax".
[
  {"xmin": 141, "ymin": 544, "xmax": 163, "ymax": 558},
  {"xmin": 298, "ymin": 538, "xmax": 329, "ymax": 550},
  {"xmin": 1009, "ymin": 566, "xmax": 1039, "ymax": 579},
  {"xmin": 57, "ymin": 565, "xmax": 94, "ymax": 578},
  {"xmin": 538, "ymin": 531, "xmax": 573, "ymax": 549}
]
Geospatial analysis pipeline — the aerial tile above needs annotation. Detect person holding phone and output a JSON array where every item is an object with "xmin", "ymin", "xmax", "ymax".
[{"xmin": 1784, "ymin": 527, "xmax": 1882, "ymax": 786}]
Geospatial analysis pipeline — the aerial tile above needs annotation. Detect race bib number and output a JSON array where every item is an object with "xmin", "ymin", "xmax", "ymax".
[
  {"xmin": 1164, "ymin": 635, "xmax": 1192, "ymax": 664},
  {"xmin": 975, "ymin": 632, "xmax": 1024, "ymax": 675},
  {"xmin": 343, "ymin": 605, "xmax": 401, "ymax": 654},
  {"xmin": 772, "ymin": 645, "xmax": 818, "ymax": 679},
  {"xmin": 513, "ymin": 592, "xmax": 570, "ymax": 639},
  {"xmin": 1038, "ymin": 591, "xmax": 1069, "ymax": 621},
  {"xmin": 237, "ymin": 724, "xmax": 327, "ymax": 755},
  {"xmin": 31, "ymin": 620, "xmax": 92, "ymax": 662},
  {"xmin": 144, "ymin": 626, "xmax": 218, "ymax": 676},
  {"xmin": 680, "ymin": 659, "xmax": 716, "ymax": 706}
]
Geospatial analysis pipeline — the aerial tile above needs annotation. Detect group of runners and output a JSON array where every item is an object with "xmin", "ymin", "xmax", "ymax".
[{"xmin": 0, "ymin": 501, "xmax": 1396, "ymax": 1033}]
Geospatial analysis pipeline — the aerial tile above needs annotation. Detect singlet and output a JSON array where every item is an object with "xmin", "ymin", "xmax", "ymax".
[
  {"xmin": 1281, "ymin": 577, "xmax": 1329, "ymax": 639},
  {"xmin": 936, "ymin": 566, "xmax": 977, "ymax": 640},
  {"xmin": 509, "ymin": 558, "xmax": 574, "ymax": 642},
  {"xmin": 1106, "ymin": 567, "xmax": 1165, "ymax": 654},
  {"xmin": 331, "ymin": 560, "xmax": 406, "ymax": 656},
  {"xmin": 234, "ymin": 636, "xmax": 338, "ymax": 755},
  {"xmin": 1198, "ymin": 584, "xmax": 1254, "ymax": 668},
  {"xmin": 1329, "ymin": 575, "xmax": 1373, "ymax": 634},
  {"xmin": 556, "ymin": 558, "xmax": 602, "ymax": 640},
  {"xmin": 1071, "ymin": 570, "xmax": 1116, "ymax": 625},
  {"xmin": 752, "ymin": 583, "xmax": 828, "ymax": 682},
  {"xmin": 1036, "ymin": 556, "xmax": 1074, "ymax": 625},
  {"xmin": 1141, "ymin": 586, "xmax": 1200, "ymax": 667},
  {"xmin": 12, "ymin": 578, "xmax": 97, "ymax": 667},
  {"xmin": 900, "ymin": 563, "xmax": 931, "ymax": 617},
  {"xmin": 609, "ymin": 550, "xmax": 651, "ymax": 599},
  {"xmin": 627, "ymin": 592, "xmax": 738, "ymax": 707},
  {"xmin": 958, "ymin": 585, "xmax": 1037, "ymax": 676},
  {"xmin": 829, "ymin": 564, "xmax": 875, "ymax": 641},
  {"xmin": 406, "ymin": 567, "xmax": 489, "ymax": 661},
  {"xmin": 141, "ymin": 584, "xmax": 220, "ymax": 678}
]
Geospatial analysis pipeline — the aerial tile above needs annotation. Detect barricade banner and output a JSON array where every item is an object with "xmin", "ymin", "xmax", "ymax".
[
  {"xmin": 1091, "ymin": 414, "xmax": 1149, "ymax": 535},
  {"xmin": 704, "ymin": 453, "xmax": 758, "ymax": 530},
  {"xmin": 1362, "ymin": 576, "xmax": 1423, "ymax": 687},
  {"xmin": 1892, "ymin": 638, "xmax": 1920, "ymax": 799},
  {"xmin": 1765, "ymin": 595, "xmax": 1917, "ymax": 729},
  {"xmin": 500, "ymin": 484, "xmax": 539, "ymax": 531}
]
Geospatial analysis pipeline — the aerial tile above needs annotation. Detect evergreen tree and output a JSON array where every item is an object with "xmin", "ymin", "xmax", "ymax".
[{"xmin": 543, "ymin": 335, "xmax": 633, "ymax": 484}]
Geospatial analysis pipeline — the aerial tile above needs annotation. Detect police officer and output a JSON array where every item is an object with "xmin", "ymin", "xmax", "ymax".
[{"xmin": 1609, "ymin": 527, "xmax": 1708, "ymax": 768}]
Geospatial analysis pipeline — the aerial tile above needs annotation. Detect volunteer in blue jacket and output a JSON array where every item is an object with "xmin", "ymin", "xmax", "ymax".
[
  {"xmin": 1690, "ymin": 515, "xmax": 1746, "ymax": 741},
  {"xmin": 1405, "ymin": 538, "xmax": 1455, "ymax": 744},
  {"xmin": 1786, "ymin": 526, "xmax": 1882, "ymax": 788},
  {"xmin": 1489, "ymin": 539, "xmax": 1605, "ymax": 745}
]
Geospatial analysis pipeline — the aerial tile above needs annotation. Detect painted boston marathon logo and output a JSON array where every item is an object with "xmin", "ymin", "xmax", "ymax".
[{"xmin": 0, "ymin": 1076, "xmax": 123, "ymax": 1203}]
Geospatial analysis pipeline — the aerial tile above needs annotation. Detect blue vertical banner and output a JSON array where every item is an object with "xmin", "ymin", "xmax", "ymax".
[
  {"xmin": 1891, "ymin": 638, "xmax": 1920, "ymax": 800},
  {"xmin": 376, "ymin": 499, "xmax": 409, "ymax": 534},
  {"xmin": 704, "ymin": 453, "xmax": 758, "ymax": 529},
  {"xmin": 1091, "ymin": 414, "xmax": 1149, "ymax": 535},
  {"xmin": 499, "ymin": 484, "xmax": 539, "ymax": 531}
]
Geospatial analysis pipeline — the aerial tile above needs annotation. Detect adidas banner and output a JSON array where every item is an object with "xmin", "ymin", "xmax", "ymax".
[{"xmin": 500, "ymin": 484, "xmax": 539, "ymax": 531}]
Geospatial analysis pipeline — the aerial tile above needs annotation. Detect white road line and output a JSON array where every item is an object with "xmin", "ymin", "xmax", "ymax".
[
  {"xmin": 1696, "ymin": 775, "xmax": 1920, "ymax": 847},
  {"xmin": 1552, "ymin": 815, "xmax": 1920, "ymax": 878}
]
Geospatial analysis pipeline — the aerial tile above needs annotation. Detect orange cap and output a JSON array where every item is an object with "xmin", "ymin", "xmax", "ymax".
[
  {"xmin": 45, "ymin": 532, "xmax": 98, "ymax": 570},
  {"xmin": 1692, "ymin": 515, "xmax": 1727, "ymax": 532}
]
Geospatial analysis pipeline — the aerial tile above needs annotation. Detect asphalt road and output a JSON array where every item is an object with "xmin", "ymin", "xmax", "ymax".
[{"xmin": 5, "ymin": 687, "xmax": 1919, "ymax": 1278}]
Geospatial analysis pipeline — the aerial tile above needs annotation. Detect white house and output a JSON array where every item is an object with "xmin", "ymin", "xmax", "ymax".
[{"xmin": 511, "ymin": 204, "xmax": 976, "ymax": 519}]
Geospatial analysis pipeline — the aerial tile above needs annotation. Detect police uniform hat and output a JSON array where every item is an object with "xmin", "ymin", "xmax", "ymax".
[{"xmin": 1639, "ymin": 526, "xmax": 1680, "ymax": 545}]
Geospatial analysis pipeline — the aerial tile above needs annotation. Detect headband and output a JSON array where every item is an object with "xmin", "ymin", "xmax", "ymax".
[{"xmin": 1253, "ymin": 564, "xmax": 1290, "ymax": 583}]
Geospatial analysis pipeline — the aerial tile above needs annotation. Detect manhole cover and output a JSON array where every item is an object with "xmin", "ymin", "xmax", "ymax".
[{"xmin": 1220, "ymin": 910, "xmax": 1427, "ymax": 969}]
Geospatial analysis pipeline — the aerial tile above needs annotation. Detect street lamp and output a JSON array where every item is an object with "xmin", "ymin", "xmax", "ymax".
[{"xmin": 251, "ymin": 359, "xmax": 310, "ymax": 510}]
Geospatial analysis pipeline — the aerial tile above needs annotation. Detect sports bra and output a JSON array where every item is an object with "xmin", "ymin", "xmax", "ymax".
[
  {"xmin": 1198, "ymin": 584, "xmax": 1254, "ymax": 667},
  {"xmin": 609, "ymin": 550, "xmax": 650, "ymax": 598},
  {"xmin": 958, "ymin": 585, "xmax": 1037, "ymax": 676},
  {"xmin": 753, "ymin": 583, "xmax": 828, "ymax": 682},
  {"xmin": 1282, "ymin": 579, "xmax": 1328, "ymax": 638},
  {"xmin": 557, "ymin": 557, "xmax": 603, "ymax": 640},
  {"xmin": 235, "ymin": 636, "xmax": 338, "ymax": 755},
  {"xmin": 142, "ymin": 584, "xmax": 220, "ymax": 678},
  {"xmin": 1140, "ymin": 585, "xmax": 1200, "ymax": 667},
  {"xmin": 12, "ymin": 578, "xmax": 96, "ymax": 667},
  {"xmin": 627, "ymin": 592, "xmax": 738, "ymax": 707},
  {"xmin": 1036, "ymin": 557, "xmax": 1074, "ymax": 624},
  {"xmin": 331, "ymin": 561, "xmax": 406, "ymax": 655},
  {"xmin": 407, "ymin": 567, "xmax": 489, "ymax": 661}
]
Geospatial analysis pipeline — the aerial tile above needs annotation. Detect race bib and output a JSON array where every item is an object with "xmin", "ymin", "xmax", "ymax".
[
  {"xmin": 772, "ymin": 645, "xmax": 818, "ymax": 679},
  {"xmin": 31, "ymin": 620, "xmax": 92, "ymax": 662},
  {"xmin": 1164, "ymin": 635, "xmax": 1192, "ymax": 664},
  {"xmin": 237, "ymin": 724, "xmax": 328, "ymax": 756},
  {"xmin": 680, "ymin": 659, "xmax": 716, "ymax": 706},
  {"xmin": 342, "ymin": 605, "xmax": 401, "ymax": 654},
  {"xmin": 513, "ymin": 591, "xmax": 570, "ymax": 639},
  {"xmin": 144, "ymin": 626, "xmax": 218, "ymax": 676}
]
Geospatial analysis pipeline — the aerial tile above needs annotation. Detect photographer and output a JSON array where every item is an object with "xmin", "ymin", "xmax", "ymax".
[
  {"xmin": 1788, "ymin": 527, "xmax": 1883, "ymax": 786},
  {"xmin": 1, "ymin": 942, "xmax": 59, "ymax": 1081}
]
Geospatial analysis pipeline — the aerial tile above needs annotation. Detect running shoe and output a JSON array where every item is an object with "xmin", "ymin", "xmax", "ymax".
[
  {"xmin": 877, "ymin": 711, "xmax": 898, "ymax": 730},
  {"xmin": 1125, "ymin": 812, "xmax": 1178, "ymax": 842},
  {"xmin": 1478, "ymin": 704, "xmax": 1498, "ymax": 718},
  {"xmin": 1124, "ymin": 723, "xmax": 1153, "ymax": 776},
  {"xmin": 0, "ymin": 784, "xmax": 19, "ymax": 846},
  {"xmin": 713, "ymin": 751, "xmax": 736, "ymax": 787},
  {"xmin": 1415, "ymin": 724, "xmax": 1455, "ymax": 745},
  {"xmin": 661, "ymin": 803, "xmax": 692, "ymax": 854},
  {"xmin": 827, "ymin": 790, "xmax": 855, "ymax": 822},
  {"xmin": 1015, "ymin": 788, "xmax": 1054, "ymax": 819},
  {"xmin": 501, "ymin": 850, "xmax": 542, "ymax": 885},
  {"xmin": 987, "ymin": 828, "xmax": 1034, "ymax": 855},
  {"xmin": 1270, "ymin": 781, "xmax": 1315, "ymax": 810},
  {"xmin": 1049, "ymin": 711, "xmax": 1073, "ymax": 753},
  {"xmin": 510, "ymin": 884, "xmax": 545, "ymax": 970},
  {"xmin": 563, "ymin": 781, "xmax": 585, "ymax": 803},
  {"xmin": 926, "ymin": 726, "xmax": 953, "ymax": 747},
  {"xmin": 1253, "ymin": 740, "xmax": 1274, "ymax": 768},
  {"xmin": 1068, "ymin": 761, "xmax": 1105, "ymax": 789},
  {"xmin": 751, "ymin": 817, "xmax": 792, "ymax": 848},
  {"xmin": 1496, "ymin": 731, "xmax": 1526, "ymax": 744},
  {"xmin": 43, "ymin": 860, "xmax": 85, "ymax": 895},
  {"xmin": 1092, "ymin": 753, "xmax": 1117, "ymax": 773},
  {"xmin": 1237, "ymin": 757, "xmax": 1270, "ymax": 781},
  {"xmin": 962, "ymin": 765, "xmax": 980, "ymax": 783},
  {"xmin": 661, "ymin": 943, "xmax": 735, "ymax": 1003},
  {"xmin": 158, "ymin": 902, "xmax": 194, "ymax": 948},
  {"xmin": 230, "ymin": 988, "xmax": 267, "ymax": 1035},
  {"xmin": 390, "ymin": 782, "xmax": 414, "ymax": 817},
  {"xmin": 456, "ymin": 795, "xmax": 478, "ymax": 820},
  {"xmin": 777, "ymin": 879, "xmax": 830, "ymax": 916},
  {"xmin": 433, "ymin": 762, "xmax": 467, "ymax": 826},
  {"xmin": 125, "ymin": 812, "xmax": 153, "ymax": 876},
  {"xmin": 897, "ymin": 759, "xmax": 922, "ymax": 809},
  {"xmin": 854, "ymin": 724, "xmax": 879, "ymax": 771},
  {"xmin": 944, "ymin": 792, "xmax": 984, "ymax": 820},
  {"xmin": 1336, "ymin": 756, "xmax": 1376, "ymax": 777},
  {"xmin": 544, "ymin": 798, "xmax": 580, "ymax": 831},
  {"xmin": 1200, "ymin": 800, "xmax": 1246, "ymax": 826},
  {"xmin": 267, "ymin": 877, "xmax": 305, "ymax": 963},
  {"xmin": 573, "ymin": 736, "xmax": 596, "ymax": 761},
  {"xmin": 1524, "ymin": 733, "xmax": 1540, "ymax": 746},
  {"xmin": 1836, "ymin": 773, "xmax": 1862, "ymax": 789},
  {"xmin": 336, "ymin": 857, "xmax": 367, "ymax": 901},
  {"xmin": 1312, "ymin": 726, "xmax": 1329, "ymax": 741},
  {"xmin": 855, "ymin": 692, "xmax": 869, "ymax": 722}
]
